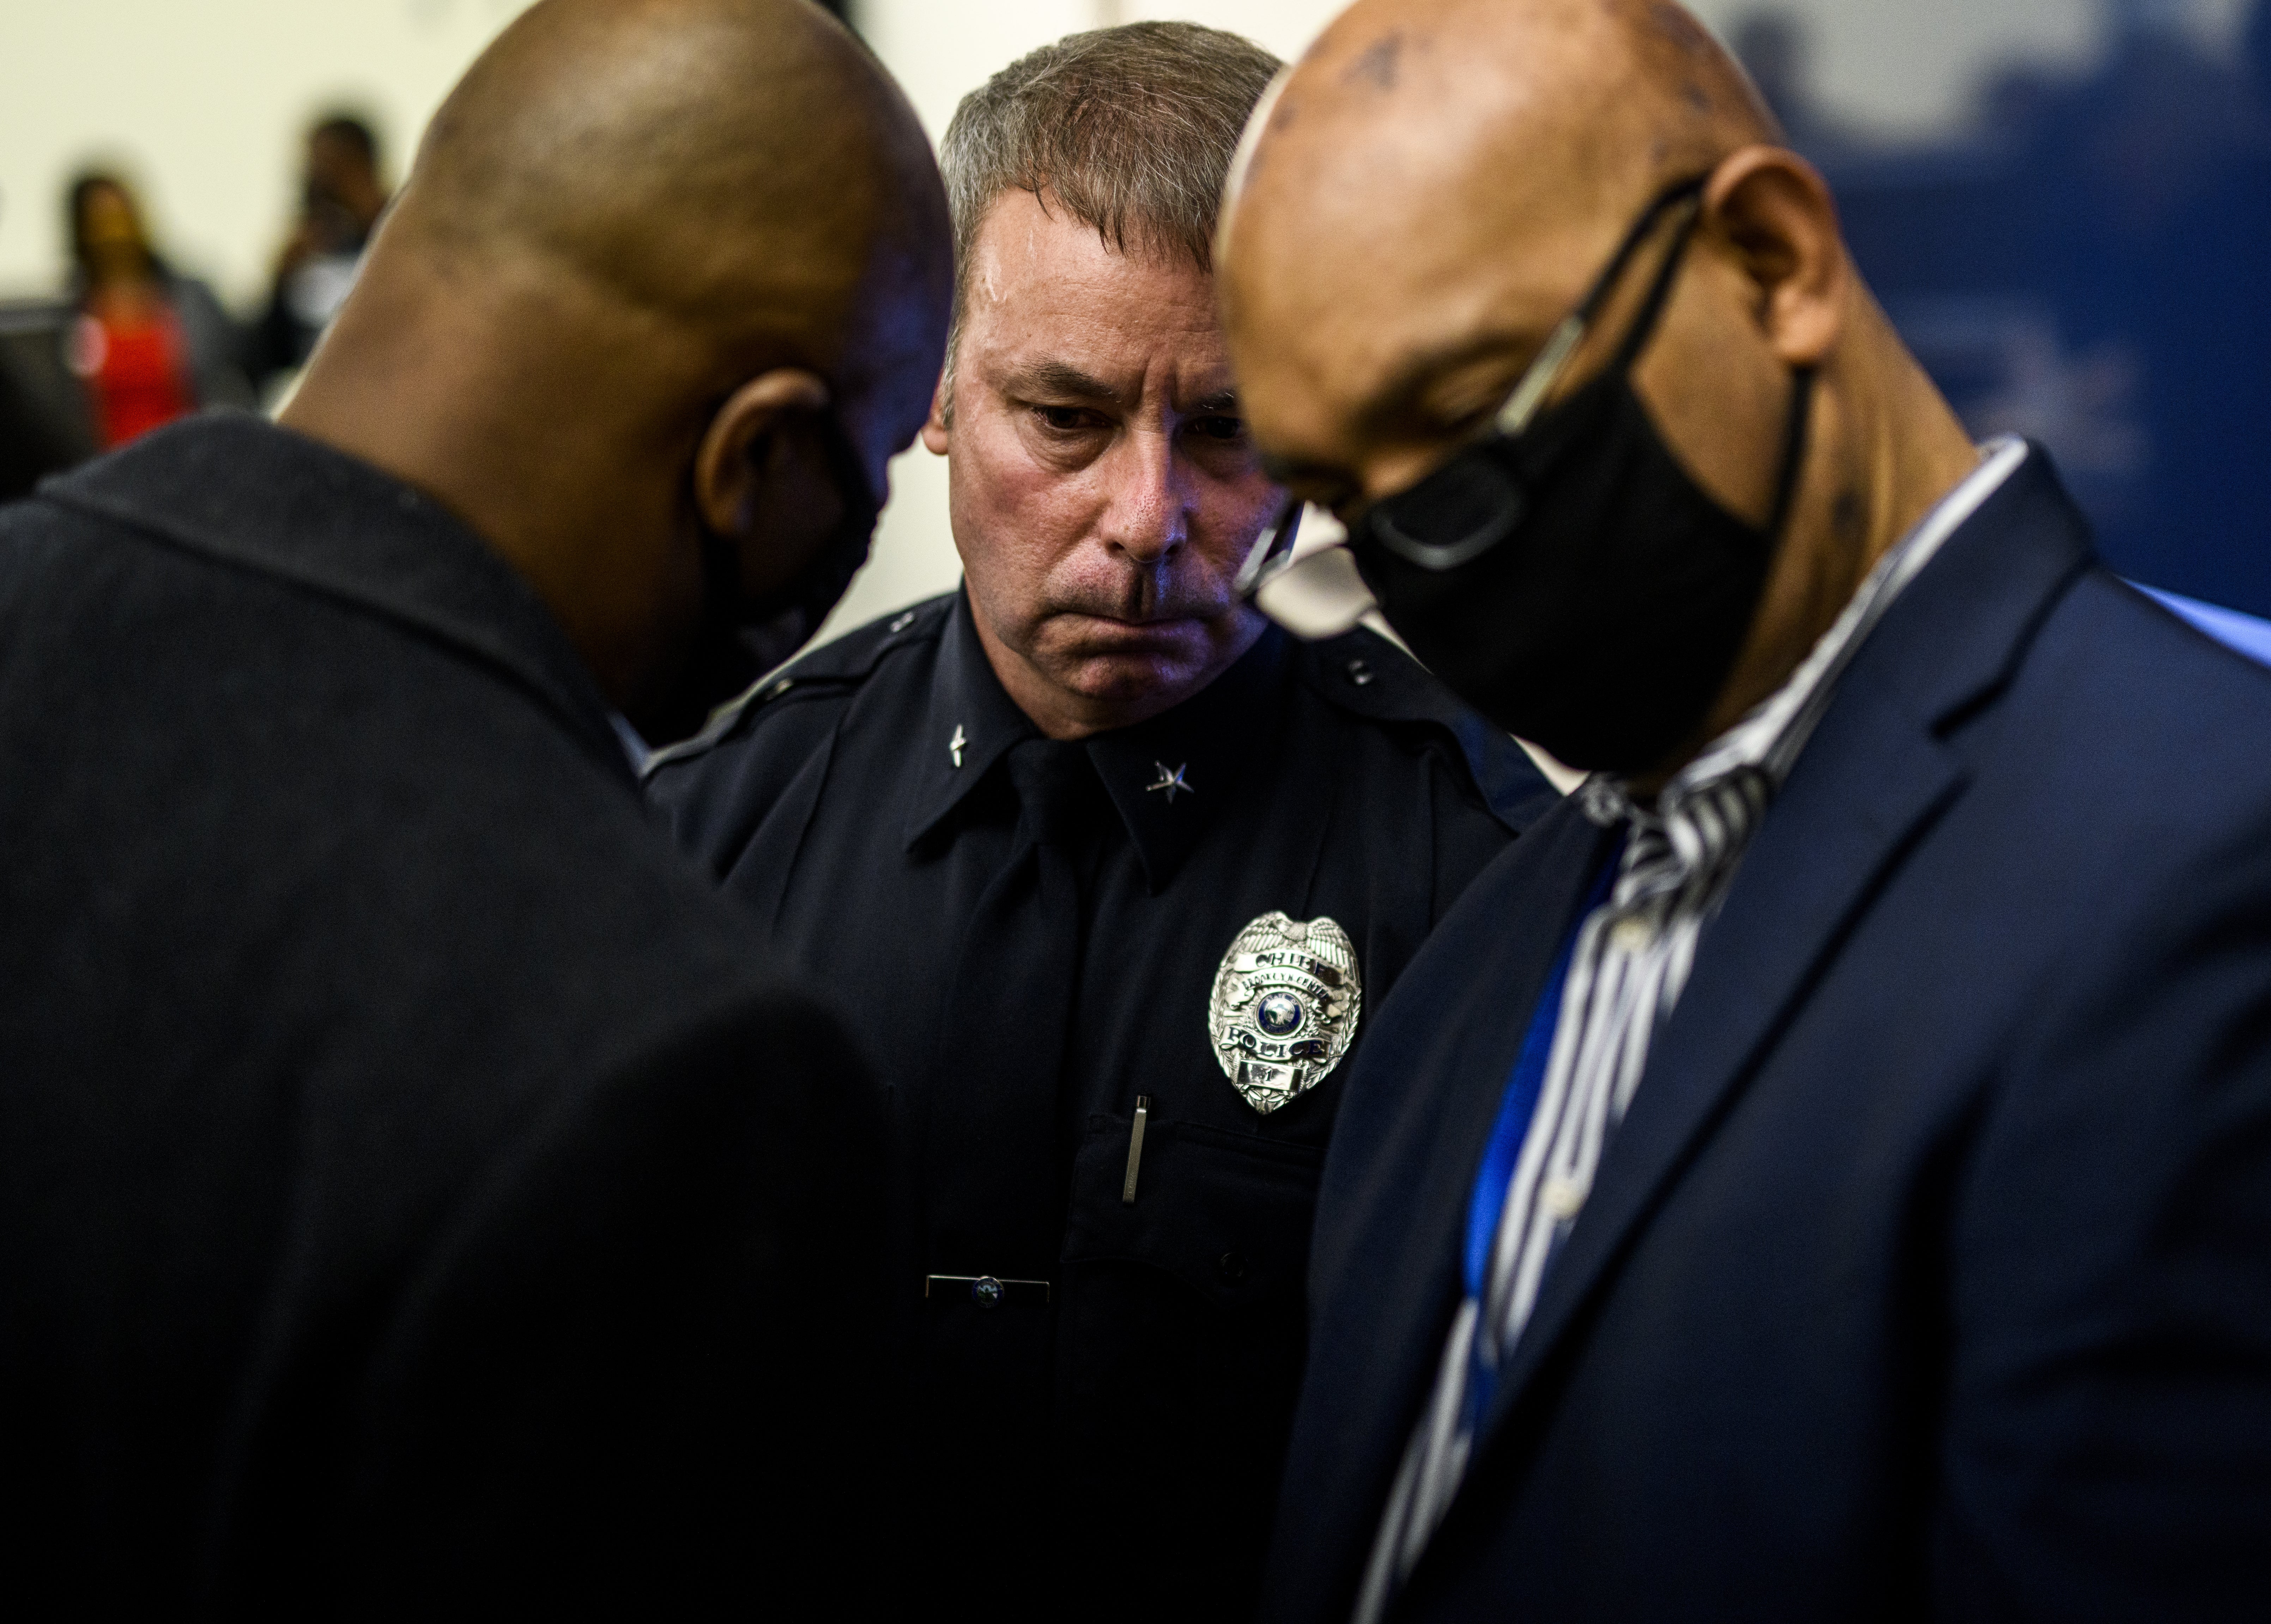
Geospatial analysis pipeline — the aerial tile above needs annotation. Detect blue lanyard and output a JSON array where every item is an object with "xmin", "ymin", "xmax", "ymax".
[{"xmin": 1462, "ymin": 851, "xmax": 1620, "ymax": 1300}]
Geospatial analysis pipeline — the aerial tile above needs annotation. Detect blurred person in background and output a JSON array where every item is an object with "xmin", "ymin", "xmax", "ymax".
[
  {"xmin": 0, "ymin": 359, "xmax": 80, "ymax": 501},
  {"xmin": 243, "ymin": 113, "xmax": 392, "ymax": 391},
  {"xmin": 1, "ymin": 190, "xmax": 97, "ymax": 500},
  {"xmin": 63, "ymin": 171, "xmax": 251, "ymax": 449}
]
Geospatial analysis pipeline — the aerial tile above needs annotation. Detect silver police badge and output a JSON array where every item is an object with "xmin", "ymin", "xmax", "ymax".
[{"xmin": 1208, "ymin": 912, "xmax": 1362, "ymax": 1114}]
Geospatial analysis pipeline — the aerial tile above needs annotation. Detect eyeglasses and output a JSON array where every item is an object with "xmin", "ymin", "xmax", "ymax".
[{"xmin": 1235, "ymin": 175, "xmax": 1711, "ymax": 638}]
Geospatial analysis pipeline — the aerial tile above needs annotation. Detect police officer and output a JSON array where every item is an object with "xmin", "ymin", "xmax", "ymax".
[{"xmin": 647, "ymin": 22, "xmax": 1556, "ymax": 1623}]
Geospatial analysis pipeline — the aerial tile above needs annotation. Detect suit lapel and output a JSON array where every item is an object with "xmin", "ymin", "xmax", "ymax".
[
  {"xmin": 1359, "ymin": 801, "xmax": 1624, "ymax": 1360},
  {"xmin": 1466, "ymin": 686, "xmax": 1967, "ymax": 1467},
  {"xmin": 1295, "ymin": 450, "xmax": 2106, "ymax": 1621},
  {"xmin": 1456, "ymin": 452, "xmax": 2102, "ymax": 1480},
  {"xmin": 1285, "ymin": 799, "xmax": 1617, "ymax": 1610}
]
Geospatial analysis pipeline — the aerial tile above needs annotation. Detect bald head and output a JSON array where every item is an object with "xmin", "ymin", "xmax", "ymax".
[
  {"xmin": 401, "ymin": 0, "xmax": 946, "ymax": 375},
  {"xmin": 1224, "ymin": 0, "xmax": 1779, "ymax": 464},
  {"xmin": 285, "ymin": 0, "xmax": 953, "ymax": 740},
  {"xmin": 1251, "ymin": 0, "xmax": 1774, "ymax": 218},
  {"xmin": 1222, "ymin": 0, "xmax": 1979, "ymax": 783}
]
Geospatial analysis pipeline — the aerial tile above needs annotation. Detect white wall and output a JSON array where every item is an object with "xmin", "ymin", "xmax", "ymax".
[
  {"xmin": 0, "ymin": 0, "xmax": 539, "ymax": 305},
  {"xmin": 6, "ymin": 0, "xmax": 2246, "ymax": 641},
  {"xmin": 816, "ymin": 0, "xmax": 1115, "ymax": 636}
]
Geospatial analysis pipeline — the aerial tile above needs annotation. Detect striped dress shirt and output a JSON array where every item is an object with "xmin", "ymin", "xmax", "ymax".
[{"xmin": 1353, "ymin": 437, "xmax": 2029, "ymax": 1624}]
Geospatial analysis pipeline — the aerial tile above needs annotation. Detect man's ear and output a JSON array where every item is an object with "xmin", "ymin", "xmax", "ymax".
[
  {"xmin": 694, "ymin": 368, "xmax": 834, "ymax": 538},
  {"xmin": 919, "ymin": 364, "xmax": 951, "ymax": 457},
  {"xmin": 1705, "ymin": 146, "xmax": 1847, "ymax": 369}
]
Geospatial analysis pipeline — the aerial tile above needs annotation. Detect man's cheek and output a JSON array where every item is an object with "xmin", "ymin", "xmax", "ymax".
[
  {"xmin": 970, "ymin": 428, "xmax": 1073, "ymax": 534},
  {"xmin": 1189, "ymin": 479, "xmax": 1281, "ymax": 570}
]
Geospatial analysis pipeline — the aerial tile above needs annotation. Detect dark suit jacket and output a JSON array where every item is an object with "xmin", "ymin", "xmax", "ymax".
[
  {"xmin": 1265, "ymin": 450, "xmax": 2271, "ymax": 1623},
  {"xmin": 0, "ymin": 414, "xmax": 886, "ymax": 1617}
]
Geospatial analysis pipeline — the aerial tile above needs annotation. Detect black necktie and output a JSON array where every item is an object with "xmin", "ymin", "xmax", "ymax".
[
  {"xmin": 923, "ymin": 736, "xmax": 1100, "ymax": 1277},
  {"xmin": 902, "ymin": 738, "xmax": 1102, "ymax": 1576}
]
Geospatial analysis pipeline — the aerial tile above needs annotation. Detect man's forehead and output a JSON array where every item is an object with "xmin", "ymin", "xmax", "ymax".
[
  {"xmin": 968, "ymin": 190, "xmax": 1216, "ymax": 308},
  {"xmin": 1229, "ymin": 187, "xmax": 1607, "ymax": 463},
  {"xmin": 1217, "ymin": 0, "xmax": 1728, "ymax": 426},
  {"xmin": 964, "ymin": 190, "xmax": 1234, "ymax": 378}
]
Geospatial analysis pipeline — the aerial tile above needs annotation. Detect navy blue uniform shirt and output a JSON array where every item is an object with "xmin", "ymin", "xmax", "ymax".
[{"xmin": 648, "ymin": 589, "xmax": 1555, "ymax": 1622}]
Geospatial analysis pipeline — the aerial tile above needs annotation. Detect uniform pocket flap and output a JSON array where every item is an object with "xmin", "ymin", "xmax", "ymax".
[{"xmin": 1061, "ymin": 1112, "xmax": 1323, "ymax": 1308}]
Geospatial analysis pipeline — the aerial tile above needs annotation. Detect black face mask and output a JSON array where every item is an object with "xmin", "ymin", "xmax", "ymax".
[
  {"xmin": 648, "ymin": 408, "xmax": 882, "ymax": 744},
  {"xmin": 1243, "ymin": 177, "xmax": 1813, "ymax": 776}
]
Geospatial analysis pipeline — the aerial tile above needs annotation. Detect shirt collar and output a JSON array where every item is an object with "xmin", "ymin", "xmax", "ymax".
[
  {"xmin": 903, "ymin": 593, "xmax": 1043, "ymax": 850},
  {"xmin": 609, "ymin": 712, "xmax": 655, "ymax": 776},
  {"xmin": 903, "ymin": 595, "xmax": 1289, "ymax": 892},
  {"xmin": 1582, "ymin": 436, "xmax": 2030, "ymax": 832},
  {"xmin": 1085, "ymin": 626, "xmax": 1286, "ymax": 892}
]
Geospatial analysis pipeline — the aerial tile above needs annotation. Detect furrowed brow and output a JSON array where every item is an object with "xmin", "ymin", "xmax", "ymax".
[{"xmin": 1006, "ymin": 359, "xmax": 1124, "ymax": 405}]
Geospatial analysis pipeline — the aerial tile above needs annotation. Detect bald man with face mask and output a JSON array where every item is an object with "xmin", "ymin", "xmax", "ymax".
[
  {"xmin": 1220, "ymin": 2, "xmax": 2271, "ymax": 1620},
  {"xmin": 0, "ymin": 0, "xmax": 948, "ymax": 1612}
]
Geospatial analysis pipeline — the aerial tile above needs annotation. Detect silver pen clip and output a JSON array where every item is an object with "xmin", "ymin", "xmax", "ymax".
[{"xmin": 1121, "ymin": 1095, "xmax": 1151, "ymax": 1205}]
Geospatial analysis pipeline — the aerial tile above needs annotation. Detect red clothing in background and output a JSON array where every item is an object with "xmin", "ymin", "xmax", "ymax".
[{"xmin": 71, "ymin": 309, "xmax": 193, "ymax": 449}]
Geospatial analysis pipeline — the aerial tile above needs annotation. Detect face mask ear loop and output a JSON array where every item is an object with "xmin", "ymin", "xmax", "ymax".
[
  {"xmin": 1763, "ymin": 366, "xmax": 1818, "ymax": 541},
  {"xmin": 1498, "ymin": 178, "xmax": 1710, "ymax": 437},
  {"xmin": 1573, "ymin": 176, "xmax": 1709, "ymax": 329},
  {"xmin": 1601, "ymin": 193, "xmax": 1707, "ymax": 380}
]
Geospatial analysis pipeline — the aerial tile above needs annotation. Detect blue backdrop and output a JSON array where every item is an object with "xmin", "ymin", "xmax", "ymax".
[{"xmin": 1745, "ymin": 6, "xmax": 2271, "ymax": 617}]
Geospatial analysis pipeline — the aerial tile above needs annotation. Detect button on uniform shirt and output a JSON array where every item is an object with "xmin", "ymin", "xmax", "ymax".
[{"xmin": 648, "ymin": 591, "xmax": 1556, "ymax": 1624}]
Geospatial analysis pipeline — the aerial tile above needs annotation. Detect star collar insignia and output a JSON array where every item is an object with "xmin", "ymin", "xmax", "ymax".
[
  {"xmin": 1146, "ymin": 761, "xmax": 1194, "ymax": 804},
  {"xmin": 949, "ymin": 724, "xmax": 967, "ymax": 769}
]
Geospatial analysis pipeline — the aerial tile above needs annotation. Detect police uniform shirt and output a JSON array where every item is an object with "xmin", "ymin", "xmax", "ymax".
[{"xmin": 647, "ymin": 590, "xmax": 1555, "ymax": 1622}]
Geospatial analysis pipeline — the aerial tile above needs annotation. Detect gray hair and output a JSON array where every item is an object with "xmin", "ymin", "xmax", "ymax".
[{"xmin": 937, "ymin": 20, "xmax": 1282, "ymax": 414}]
